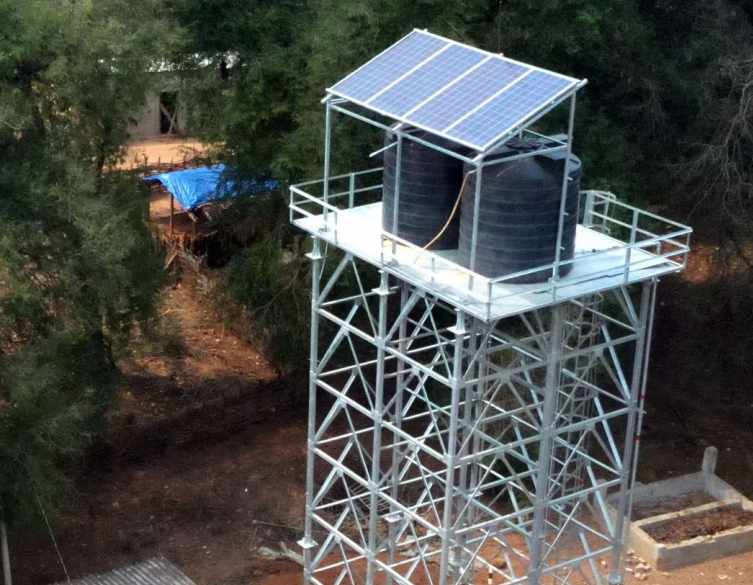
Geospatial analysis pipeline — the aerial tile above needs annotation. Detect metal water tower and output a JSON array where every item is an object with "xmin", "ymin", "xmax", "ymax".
[{"xmin": 290, "ymin": 30, "xmax": 691, "ymax": 585}]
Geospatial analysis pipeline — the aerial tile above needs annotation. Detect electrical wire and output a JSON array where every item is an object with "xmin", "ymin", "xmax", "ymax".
[
  {"xmin": 30, "ymin": 475, "xmax": 71, "ymax": 585},
  {"xmin": 413, "ymin": 171, "xmax": 471, "ymax": 262}
]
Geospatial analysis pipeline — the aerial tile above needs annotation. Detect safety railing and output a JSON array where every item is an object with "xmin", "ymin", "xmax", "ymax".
[{"xmin": 290, "ymin": 170, "xmax": 692, "ymax": 318}]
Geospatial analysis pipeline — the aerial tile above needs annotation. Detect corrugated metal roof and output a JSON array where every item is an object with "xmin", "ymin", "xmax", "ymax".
[{"xmin": 53, "ymin": 557, "xmax": 196, "ymax": 585}]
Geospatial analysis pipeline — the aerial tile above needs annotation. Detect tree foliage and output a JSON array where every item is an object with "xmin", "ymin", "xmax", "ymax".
[
  {"xmin": 173, "ymin": 0, "xmax": 753, "ymax": 218},
  {"xmin": 0, "ymin": 0, "xmax": 169, "ymax": 526},
  {"xmin": 166, "ymin": 0, "xmax": 753, "ymax": 383},
  {"xmin": 0, "ymin": 0, "xmax": 749, "ymax": 529}
]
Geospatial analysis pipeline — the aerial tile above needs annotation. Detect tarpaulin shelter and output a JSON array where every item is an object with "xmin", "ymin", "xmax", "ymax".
[
  {"xmin": 146, "ymin": 164, "xmax": 278, "ymax": 211},
  {"xmin": 145, "ymin": 164, "xmax": 279, "ymax": 235}
]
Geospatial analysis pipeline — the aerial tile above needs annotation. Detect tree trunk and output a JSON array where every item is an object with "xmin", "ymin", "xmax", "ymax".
[{"xmin": 1, "ymin": 520, "xmax": 11, "ymax": 585}]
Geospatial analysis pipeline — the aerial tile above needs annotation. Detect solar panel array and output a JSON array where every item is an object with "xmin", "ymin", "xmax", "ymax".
[{"xmin": 328, "ymin": 31, "xmax": 582, "ymax": 152}]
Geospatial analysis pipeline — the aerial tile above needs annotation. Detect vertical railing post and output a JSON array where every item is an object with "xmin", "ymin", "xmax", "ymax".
[
  {"xmin": 583, "ymin": 190, "xmax": 595, "ymax": 228},
  {"xmin": 623, "ymin": 208, "xmax": 639, "ymax": 284},
  {"xmin": 289, "ymin": 188, "xmax": 294, "ymax": 224},
  {"xmin": 348, "ymin": 172, "xmax": 355, "ymax": 209}
]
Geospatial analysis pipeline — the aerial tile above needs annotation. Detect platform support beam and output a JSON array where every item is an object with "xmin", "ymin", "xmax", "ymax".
[{"xmin": 300, "ymin": 255, "xmax": 659, "ymax": 585}]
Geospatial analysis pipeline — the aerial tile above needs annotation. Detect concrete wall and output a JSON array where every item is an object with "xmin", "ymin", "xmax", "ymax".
[
  {"xmin": 130, "ymin": 92, "xmax": 161, "ymax": 139},
  {"xmin": 129, "ymin": 84, "xmax": 188, "ymax": 140}
]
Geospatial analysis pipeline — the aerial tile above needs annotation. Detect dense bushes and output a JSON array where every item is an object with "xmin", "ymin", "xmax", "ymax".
[
  {"xmin": 0, "ymin": 0, "xmax": 168, "ymax": 526},
  {"xmin": 216, "ymin": 231, "xmax": 310, "ymax": 374}
]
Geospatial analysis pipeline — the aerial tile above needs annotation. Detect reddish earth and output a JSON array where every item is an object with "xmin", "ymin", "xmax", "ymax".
[
  {"xmin": 644, "ymin": 506, "xmax": 753, "ymax": 545},
  {"xmin": 11, "ymin": 278, "xmax": 307, "ymax": 585},
  {"xmin": 9, "ymin": 243, "xmax": 753, "ymax": 584},
  {"xmin": 119, "ymin": 137, "xmax": 209, "ymax": 170},
  {"xmin": 632, "ymin": 493, "xmax": 718, "ymax": 522}
]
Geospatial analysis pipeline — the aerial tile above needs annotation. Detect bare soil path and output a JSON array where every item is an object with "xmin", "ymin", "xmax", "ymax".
[{"xmin": 119, "ymin": 137, "xmax": 209, "ymax": 170}]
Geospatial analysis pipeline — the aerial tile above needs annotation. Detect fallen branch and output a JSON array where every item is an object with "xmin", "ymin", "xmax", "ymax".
[{"xmin": 256, "ymin": 541, "xmax": 304, "ymax": 566}]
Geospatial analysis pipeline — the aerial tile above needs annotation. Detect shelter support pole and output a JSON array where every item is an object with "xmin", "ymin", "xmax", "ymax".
[
  {"xmin": 301, "ymin": 237, "xmax": 324, "ymax": 585},
  {"xmin": 170, "ymin": 194, "xmax": 174, "ymax": 235},
  {"xmin": 608, "ymin": 280, "xmax": 657, "ymax": 584}
]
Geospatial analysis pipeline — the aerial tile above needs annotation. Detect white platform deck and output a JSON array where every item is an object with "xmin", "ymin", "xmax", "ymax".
[{"xmin": 295, "ymin": 202, "xmax": 684, "ymax": 321}]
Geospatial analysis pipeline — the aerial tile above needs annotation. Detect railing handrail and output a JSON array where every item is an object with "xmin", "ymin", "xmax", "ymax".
[{"xmin": 289, "ymin": 171, "xmax": 692, "ymax": 314}]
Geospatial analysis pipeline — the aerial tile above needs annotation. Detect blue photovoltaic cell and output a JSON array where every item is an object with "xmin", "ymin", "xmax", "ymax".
[
  {"xmin": 327, "ymin": 30, "xmax": 582, "ymax": 151},
  {"xmin": 368, "ymin": 44, "xmax": 487, "ymax": 117},
  {"xmin": 406, "ymin": 59, "xmax": 529, "ymax": 133},
  {"xmin": 447, "ymin": 70, "xmax": 575, "ymax": 148},
  {"xmin": 330, "ymin": 32, "xmax": 448, "ymax": 103}
]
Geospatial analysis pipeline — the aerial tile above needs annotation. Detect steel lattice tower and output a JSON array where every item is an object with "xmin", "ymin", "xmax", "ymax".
[{"xmin": 290, "ymin": 30, "xmax": 691, "ymax": 585}]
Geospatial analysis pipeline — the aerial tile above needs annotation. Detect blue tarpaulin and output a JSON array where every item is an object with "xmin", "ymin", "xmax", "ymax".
[{"xmin": 145, "ymin": 165, "xmax": 278, "ymax": 211}]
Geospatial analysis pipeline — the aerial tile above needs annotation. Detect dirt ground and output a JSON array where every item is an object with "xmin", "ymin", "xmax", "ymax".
[
  {"xmin": 11, "ymin": 279, "xmax": 307, "ymax": 585},
  {"xmin": 119, "ymin": 137, "xmax": 210, "ymax": 170},
  {"xmin": 115, "ymin": 282, "xmax": 278, "ymax": 424},
  {"xmin": 645, "ymin": 506, "xmax": 753, "ymax": 544},
  {"xmin": 10, "ymin": 237, "xmax": 753, "ymax": 585}
]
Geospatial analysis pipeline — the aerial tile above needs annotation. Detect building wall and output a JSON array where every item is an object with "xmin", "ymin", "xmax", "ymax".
[
  {"xmin": 129, "ymin": 84, "xmax": 189, "ymax": 140},
  {"xmin": 130, "ymin": 92, "xmax": 162, "ymax": 139}
]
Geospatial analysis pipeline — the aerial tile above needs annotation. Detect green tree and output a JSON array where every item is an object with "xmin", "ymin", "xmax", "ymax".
[{"xmin": 0, "ymin": 0, "xmax": 170, "ymax": 541}]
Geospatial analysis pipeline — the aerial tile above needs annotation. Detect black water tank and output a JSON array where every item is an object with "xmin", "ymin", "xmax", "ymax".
[
  {"xmin": 382, "ymin": 131, "xmax": 467, "ymax": 250},
  {"xmin": 458, "ymin": 139, "xmax": 582, "ymax": 284}
]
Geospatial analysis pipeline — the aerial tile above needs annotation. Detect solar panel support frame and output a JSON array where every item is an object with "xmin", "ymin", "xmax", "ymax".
[
  {"xmin": 327, "ymin": 93, "xmax": 579, "ymax": 277},
  {"xmin": 476, "ymin": 78, "xmax": 588, "ymax": 160},
  {"xmin": 552, "ymin": 93, "xmax": 579, "ymax": 285},
  {"xmin": 322, "ymin": 97, "xmax": 333, "ymax": 227},
  {"xmin": 390, "ymin": 132, "xmax": 404, "ymax": 256},
  {"xmin": 325, "ymin": 30, "xmax": 585, "ymax": 154}
]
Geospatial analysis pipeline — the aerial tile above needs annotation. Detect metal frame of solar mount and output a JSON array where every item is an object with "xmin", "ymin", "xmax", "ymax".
[
  {"xmin": 293, "ymin": 30, "xmax": 692, "ymax": 585},
  {"xmin": 327, "ymin": 30, "xmax": 584, "ymax": 153}
]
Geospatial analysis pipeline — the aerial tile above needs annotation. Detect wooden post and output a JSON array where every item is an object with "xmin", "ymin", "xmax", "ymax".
[{"xmin": 170, "ymin": 194, "xmax": 174, "ymax": 235}]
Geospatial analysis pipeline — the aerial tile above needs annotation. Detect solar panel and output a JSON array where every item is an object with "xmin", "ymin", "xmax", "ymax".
[
  {"xmin": 368, "ymin": 44, "xmax": 486, "ymax": 117},
  {"xmin": 446, "ymin": 70, "xmax": 575, "ymax": 150},
  {"xmin": 327, "ymin": 30, "xmax": 583, "ymax": 152},
  {"xmin": 407, "ymin": 59, "xmax": 529, "ymax": 131},
  {"xmin": 330, "ymin": 31, "xmax": 448, "ymax": 103}
]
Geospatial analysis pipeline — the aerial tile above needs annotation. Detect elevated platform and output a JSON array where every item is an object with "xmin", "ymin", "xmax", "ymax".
[{"xmin": 290, "ymin": 170, "xmax": 691, "ymax": 322}]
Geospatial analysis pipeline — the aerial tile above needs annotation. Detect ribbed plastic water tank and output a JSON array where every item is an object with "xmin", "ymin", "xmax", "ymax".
[
  {"xmin": 382, "ymin": 130, "xmax": 467, "ymax": 250},
  {"xmin": 458, "ymin": 139, "xmax": 582, "ymax": 284}
]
